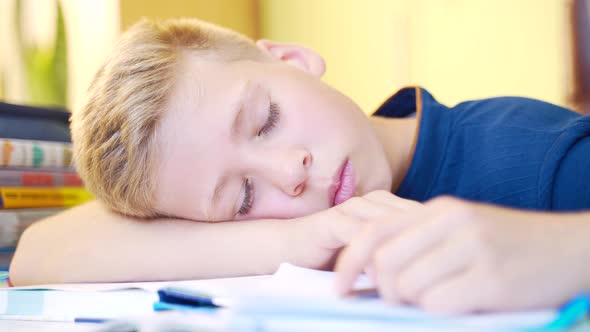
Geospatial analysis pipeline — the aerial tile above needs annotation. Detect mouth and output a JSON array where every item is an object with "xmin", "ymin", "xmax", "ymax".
[{"xmin": 329, "ymin": 159, "xmax": 356, "ymax": 207}]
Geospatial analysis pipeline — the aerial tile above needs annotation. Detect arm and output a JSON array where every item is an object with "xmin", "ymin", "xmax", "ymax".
[
  {"xmin": 10, "ymin": 201, "xmax": 292, "ymax": 285},
  {"xmin": 335, "ymin": 196, "xmax": 590, "ymax": 313},
  {"xmin": 10, "ymin": 191, "xmax": 413, "ymax": 286}
]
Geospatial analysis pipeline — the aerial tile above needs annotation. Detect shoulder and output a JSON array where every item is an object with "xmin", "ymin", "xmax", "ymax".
[
  {"xmin": 373, "ymin": 88, "xmax": 583, "ymax": 142},
  {"xmin": 374, "ymin": 88, "xmax": 580, "ymax": 127},
  {"xmin": 543, "ymin": 116, "xmax": 590, "ymax": 210},
  {"xmin": 449, "ymin": 96, "xmax": 581, "ymax": 132}
]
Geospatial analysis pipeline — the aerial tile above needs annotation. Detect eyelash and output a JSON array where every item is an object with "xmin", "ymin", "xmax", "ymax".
[
  {"xmin": 238, "ymin": 178, "xmax": 253, "ymax": 216},
  {"xmin": 257, "ymin": 102, "xmax": 280, "ymax": 137},
  {"xmin": 238, "ymin": 102, "xmax": 281, "ymax": 216}
]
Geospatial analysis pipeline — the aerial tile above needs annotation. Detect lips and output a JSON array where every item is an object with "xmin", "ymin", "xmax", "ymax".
[{"xmin": 329, "ymin": 159, "xmax": 355, "ymax": 206}]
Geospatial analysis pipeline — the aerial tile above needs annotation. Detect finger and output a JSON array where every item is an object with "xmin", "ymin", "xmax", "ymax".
[
  {"xmin": 334, "ymin": 217, "xmax": 413, "ymax": 295},
  {"xmin": 419, "ymin": 268, "xmax": 499, "ymax": 314},
  {"xmin": 313, "ymin": 194, "xmax": 406, "ymax": 252},
  {"xmin": 334, "ymin": 196, "xmax": 397, "ymax": 220},
  {"xmin": 363, "ymin": 191, "xmax": 422, "ymax": 210},
  {"xmin": 395, "ymin": 234, "xmax": 475, "ymax": 304},
  {"xmin": 371, "ymin": 211, "xmax": 469, "ymax": 303},
  {"xmin": 363, "ymin": 264, "xmax": 377, "ymax": 286}
]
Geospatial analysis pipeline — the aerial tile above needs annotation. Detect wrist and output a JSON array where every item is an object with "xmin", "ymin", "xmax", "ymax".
[
  {"xmin": 249, "ymin": 219, "xmax": 295, "ymax": 275},
  {"xmin": 281, "ymin": 218, "xmax": 305, "ymax": 267},
  {"xmin": 281, "ymin": 217, "xmax": 327, "ymax": 269}
]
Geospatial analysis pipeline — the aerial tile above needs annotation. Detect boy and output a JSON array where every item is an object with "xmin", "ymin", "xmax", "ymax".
[{"xmin": 10, "ymin": 18, "xmax": 590, "ymax": 313}]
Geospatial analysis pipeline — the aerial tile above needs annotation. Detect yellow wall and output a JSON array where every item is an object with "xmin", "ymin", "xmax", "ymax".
[
  {"xmin": 260, "ymin": 0, "xmax": 405, "ymax": 113},
  {"xmin": 68, "ymin": 0, "xmax": 258, "ymax": 111},
  {"xmin": 407, "ymin": 0, "xmax": 568, "ymax": 107},
  {"xmin": 260, "ymin": 0, "xmax": 570, "ymax": 113},
  {"xmin": 3, "ymin": 0, "xmax": 570, "ymax": 113},
  {"xmin": 62, "ymin": 0, "xmax": 120, "ymax": 111},
  {"xmin": 120, "ymin": 0, "xmax": 258, "ymax": 38}
]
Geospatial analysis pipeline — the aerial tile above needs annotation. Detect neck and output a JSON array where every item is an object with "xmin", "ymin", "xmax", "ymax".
[{"xmin": 369, "ymin": 116, "xmax": 419, "ymax": 193}]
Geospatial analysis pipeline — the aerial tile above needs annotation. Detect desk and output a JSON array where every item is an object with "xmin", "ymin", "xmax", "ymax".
[
  {"xmin": 1, "ymin": 313, "xmax": 589, "ymax": 332},
  {"xmin": 0, "ymin": 320, "xmax": 589, "ymax": 332},
  {"xmin": 0, "ymin": 266, "xmax": 590, "ymax": 332}
]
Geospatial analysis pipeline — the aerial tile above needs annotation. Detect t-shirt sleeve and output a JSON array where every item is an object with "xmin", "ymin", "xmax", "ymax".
[{"xmin": 551, "ymin": 124, "xmax": 590, "ymax": 211}]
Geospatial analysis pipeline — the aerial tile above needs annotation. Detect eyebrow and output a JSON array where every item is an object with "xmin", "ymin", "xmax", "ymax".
[{"xmin": 208, "ymin": 81, "xmax": 251, "ymax": 220}]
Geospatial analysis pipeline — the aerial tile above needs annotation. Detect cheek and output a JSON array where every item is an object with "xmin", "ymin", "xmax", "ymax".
[
  {"xmin": 250, "ymin": 194, "xmax": 300, "ymax": 219},
  {"xmin": 294, "ymin": 92, "xmax": 359, "ymax": 133},
  {"xmin": 290, "ymin": 108, "xmax": 354, "ymax": 147},
  {"xmin": 284, "ymin": 97, "xmax": 344, "ymax": 136},
  {"xmin": 290, "ymin": 113, "xmax": 329, "ymax": 138},
  {"xmin": 273, "ymin": 76, "xmax": 354, "ymax": 135},
  {"xmin": 245, "ymin": 192, "xmax": 321, "ymax": 220}
]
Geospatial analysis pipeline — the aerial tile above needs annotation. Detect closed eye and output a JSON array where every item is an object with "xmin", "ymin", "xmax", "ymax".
[
  {"xmin": 257, "ymin": 102, "xmax": 280, "ymax": 137},
  {"xmin": 238, "ymin": 102, "xmax": 280, "ymax": 217},
  {"xmin": 237, "ymin": 178, "xmax": 253, "ymax": 216}
]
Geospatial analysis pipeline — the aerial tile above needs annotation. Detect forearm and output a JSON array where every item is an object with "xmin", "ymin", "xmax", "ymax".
[
  {"xmin": 9, "ymin": 201, "xmax": 291, "ymax": 286},
  {"xmin": 552, "ymin": 211, "xmax": 590, "ymax": 290}
]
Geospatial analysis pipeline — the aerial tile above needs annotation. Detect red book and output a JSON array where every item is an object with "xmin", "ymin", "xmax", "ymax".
[{"xmin": 0, "ymin": 169, "xmax": 83, "ymax": 187}]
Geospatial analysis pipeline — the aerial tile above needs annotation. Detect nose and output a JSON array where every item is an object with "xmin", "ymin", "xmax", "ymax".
[{"xmin": 256, "ymin": 147, "xmax": 312, "ymax": 197}]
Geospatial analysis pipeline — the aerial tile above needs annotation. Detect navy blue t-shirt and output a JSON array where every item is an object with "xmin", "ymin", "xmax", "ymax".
[{"xmin": 373, "ymin": 87, "xmax": 590, "ymax": 211}]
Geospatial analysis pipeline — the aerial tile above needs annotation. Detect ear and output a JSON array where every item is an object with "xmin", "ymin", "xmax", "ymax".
[{"xmin": 256, "ymin": 39, "xmax": 326, "ymax": 77}]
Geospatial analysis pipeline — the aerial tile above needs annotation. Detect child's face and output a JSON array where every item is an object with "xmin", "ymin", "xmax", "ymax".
[{"xmin": 155, "ymin": 44, "xmax": 392, "ymax": 221}]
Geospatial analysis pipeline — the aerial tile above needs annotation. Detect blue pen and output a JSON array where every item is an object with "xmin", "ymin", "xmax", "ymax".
[
  {"xmin": 154, "ymin": 301, "xmax": 191, "ymax": 311},
  {"xmin": 539, "ymin": 293, "xmax": 590, "ymax": 331},
  {"xmin": 153, "ymin": 301, "xmax": 218, "ymax": 312},
  {"xmin": 157, "ymin": 287, "xmax": 218, "ymax": 307}
]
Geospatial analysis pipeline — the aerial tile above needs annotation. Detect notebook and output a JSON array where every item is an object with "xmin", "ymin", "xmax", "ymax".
[
  {"xmin": 2, "ymin": 263, "xmax": 559, "ymax": 330},
  {"xmin": 154, "ymin": 263, "xmax": 558, "ymax": 331}
]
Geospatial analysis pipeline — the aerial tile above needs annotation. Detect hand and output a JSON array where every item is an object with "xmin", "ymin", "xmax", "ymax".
[
  {"xmin": 287, "ymin": 190, "xmax": 421, "ymax": 270},
  {"xmin": 334, "ymin": 196, "xmax": 590, "ymax": 313}
]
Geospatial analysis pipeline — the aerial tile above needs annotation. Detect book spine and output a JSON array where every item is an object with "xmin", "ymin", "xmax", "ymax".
[
  {"xmin": 0, "ymin": 138, "xmax": 73, "ymax": 169},
  {"xmin": 0, "ymin": 187, "xmax": 93, "ymax": 209},
  {"xmin": 0, "ymin": 251, "xmax": 13, "ymax": 270},
  {"xmin": 0, "ymin": 169, "xmax": 83, "ymax": 187}
]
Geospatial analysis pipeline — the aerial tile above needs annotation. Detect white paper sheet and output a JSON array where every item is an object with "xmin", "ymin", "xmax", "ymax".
[
  {"xmin": 2, "ymin": 263, "xmax": 558, "ymax": 330},
  {"xmin": 175, "ymin": 263, "xmax": 557, "ymax": 330}
]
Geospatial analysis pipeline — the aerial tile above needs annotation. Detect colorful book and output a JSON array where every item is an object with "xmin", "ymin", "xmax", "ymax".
[
  {"xmin": 0, "ymin": 169, "xmax": 82, "ymax": 187},
  {"xmin": 0, "ymin": 138, "xmax": 73, "ymax": 169},
  {"xmin": 0, "ymin": 248, "xmax": 14, "ymax": 271},
  {"xmin": 0, "ymin": 187, "xmax": 93, "ymax": 209},
  {"xmin": 0, "ymin": 270, "xmax": 9, "ymax": 285}
]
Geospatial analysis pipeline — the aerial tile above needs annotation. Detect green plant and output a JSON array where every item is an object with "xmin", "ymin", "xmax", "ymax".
[{"xmin": 15, "ymin": 0, "xmax": 68, "ymax": 107}]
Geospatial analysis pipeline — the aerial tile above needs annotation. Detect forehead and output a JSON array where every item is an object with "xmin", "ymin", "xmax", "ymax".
[{"xmin": 154, "ymin": 56, "xmax": 244, "ymax": 220}]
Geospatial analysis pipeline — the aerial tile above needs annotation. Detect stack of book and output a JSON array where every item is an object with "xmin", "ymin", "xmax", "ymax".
[{"xmin": 0, "ymin": 102, "xmax": 93, "ymax": 270}]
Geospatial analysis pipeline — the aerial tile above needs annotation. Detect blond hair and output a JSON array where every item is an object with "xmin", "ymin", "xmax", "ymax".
[{"xmin": 71, "ymin": 18, "xmax": 265, "ymax": 218}]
